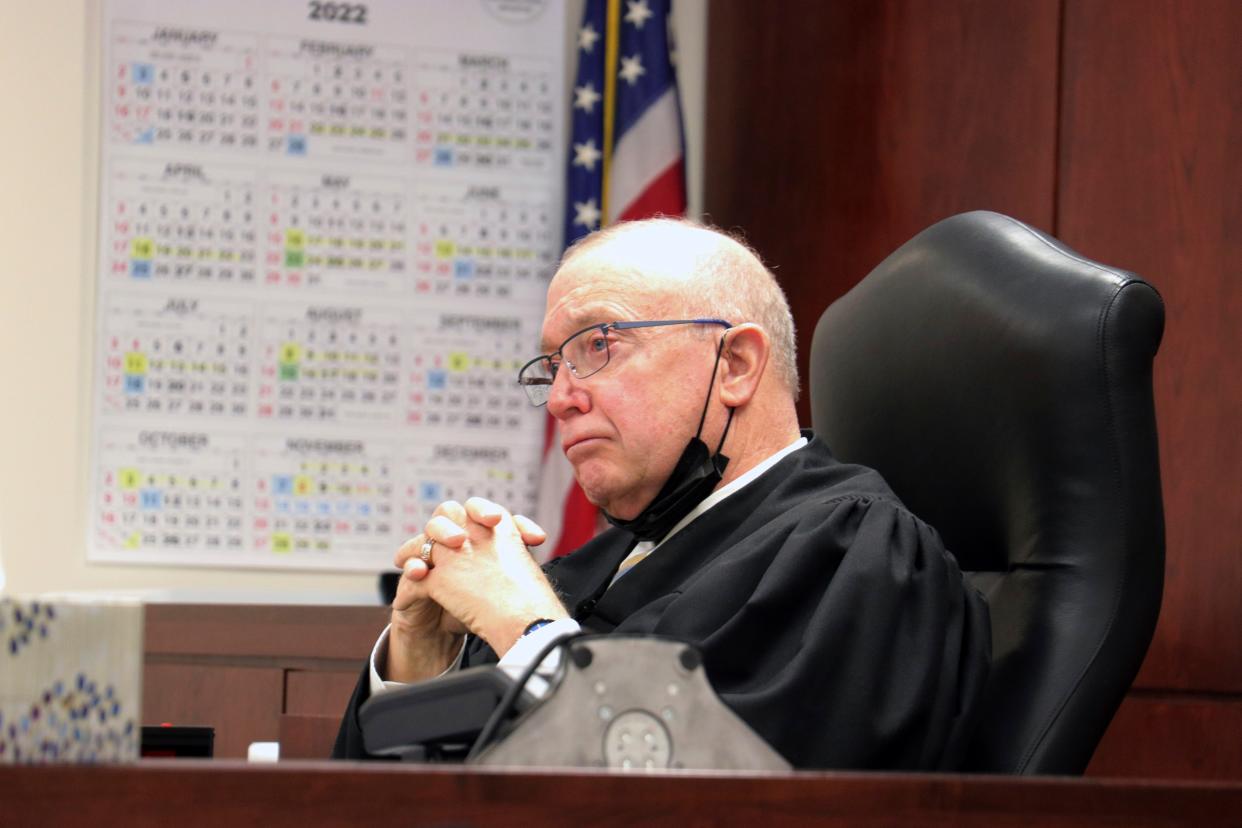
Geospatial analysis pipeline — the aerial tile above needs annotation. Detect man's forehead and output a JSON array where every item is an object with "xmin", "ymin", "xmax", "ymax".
[
  {"xmin": 538, "ymin": 302, "xmax": 622, "ymax": 351},
  {"xmin": 539, "ymin": 263, "xmax": 670, "ymax": 347}
]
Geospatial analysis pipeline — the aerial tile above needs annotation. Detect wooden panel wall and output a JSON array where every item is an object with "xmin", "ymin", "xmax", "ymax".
[
  {"xmin": 1059, "ymin": 0, "xmax": 1242, "ymax": 779},
  {"xmin": 143, "ymin": 604, "xmax": 387, "ymax": 759},
  {"xmin": 705, "ymin": 0, "xmax": 1059, "ymax": 422},
  {"xmin": 705, "ymin": 0, "xmax": 1241, "ymax": 778},
  {"xmin": 144, "ymin": 664, "xmax": 284, "ymax": 759},
  {"xmin": 1058, "ymin": 0, "xmax": 1242, "ymax": 694}
]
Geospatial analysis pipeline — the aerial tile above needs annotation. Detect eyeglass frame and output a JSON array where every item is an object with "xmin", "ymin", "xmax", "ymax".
[{"xmin": 516, "ymin": 317, "xmax": 734, "ymax": 406}]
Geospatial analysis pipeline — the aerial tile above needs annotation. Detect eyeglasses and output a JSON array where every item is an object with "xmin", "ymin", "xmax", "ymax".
[{"xmin": 517, "ymin": 318, "xmax": 733, "ymax": 406}]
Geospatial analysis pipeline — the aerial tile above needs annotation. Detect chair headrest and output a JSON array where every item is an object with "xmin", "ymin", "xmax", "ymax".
[{"xmin": 810, "ymin": 210, "xmax": 1163, "ymax": 575}]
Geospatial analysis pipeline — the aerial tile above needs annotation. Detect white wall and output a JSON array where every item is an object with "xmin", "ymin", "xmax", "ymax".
[{"xmin": 0, "ymin": 0, "xmax": 708, "ymax": 602}]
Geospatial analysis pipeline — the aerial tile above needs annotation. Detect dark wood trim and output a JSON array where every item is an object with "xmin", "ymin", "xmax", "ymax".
[
  {"xmin": 3, "ymin": 763, "xmax": 1241, "ymax": 826},
  {"xmin": 144, "ymin": 603, "xmax": 388, "ymax": 660},
  {"xmin": 278, "ymin": 715, "xmax": 339, "ymax": 761},
  {"xmin": 1088, "ymin": 692, "xmax": 1242, "ymax": 779}
]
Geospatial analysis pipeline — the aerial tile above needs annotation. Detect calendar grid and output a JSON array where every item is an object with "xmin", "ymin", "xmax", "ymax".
[{"xmin": 91, "ymin": 1, "xmax": 565, "ymax": 572}]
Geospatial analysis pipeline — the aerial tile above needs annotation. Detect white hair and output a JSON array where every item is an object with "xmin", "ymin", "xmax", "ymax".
[{"xmin": 561, "ymin": 217, "xmax": 801, "ymax": 400}]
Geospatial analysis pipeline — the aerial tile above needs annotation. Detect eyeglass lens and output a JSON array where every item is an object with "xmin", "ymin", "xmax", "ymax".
[
  {"xmin": 518, "ymin": 319, "xmax": 731, "ymax": 407},
  {"xmin": 518, "ymin": 324, "xmax": 610, "ymax": 406}
]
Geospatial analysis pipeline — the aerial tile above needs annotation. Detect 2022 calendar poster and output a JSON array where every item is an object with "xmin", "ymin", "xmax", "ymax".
[{"xmin": 90, "ymin": 0, "xmax": 566, "ymax": 571}]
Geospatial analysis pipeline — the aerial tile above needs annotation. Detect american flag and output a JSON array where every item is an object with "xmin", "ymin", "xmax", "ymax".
[{"xmin": 534, "ymin": 0, "xmax": 687, "ymax": 560}]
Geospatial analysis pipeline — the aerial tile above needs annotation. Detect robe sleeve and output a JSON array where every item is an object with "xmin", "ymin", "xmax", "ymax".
[
  {"xmin": 647, "ymin": 495, "xmax": 990, "ymax": 770},
  {"xmin": 330, "ymin": 665, "xmax": 378, "ymax": 759}
]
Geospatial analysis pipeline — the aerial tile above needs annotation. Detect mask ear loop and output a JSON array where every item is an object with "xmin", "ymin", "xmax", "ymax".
[{"xmin": 694, "ymin": 333, "xmax": 736, "ymax": 453}]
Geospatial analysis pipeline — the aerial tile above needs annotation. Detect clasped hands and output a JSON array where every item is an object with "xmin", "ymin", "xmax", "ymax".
[{"xmin": 385, "ymin": 497, "xmax": 568, "ymax": 683}]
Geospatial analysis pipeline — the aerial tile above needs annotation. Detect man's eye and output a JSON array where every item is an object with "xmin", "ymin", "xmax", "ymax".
[{"xmin": 587, "ymin": 334, "xmax": 608, "ymax": 352}]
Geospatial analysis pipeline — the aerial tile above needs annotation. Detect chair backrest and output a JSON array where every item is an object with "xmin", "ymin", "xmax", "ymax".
[{"xmin": 809, "ymin": 211, "xmax": 1165, "ymax": 774}]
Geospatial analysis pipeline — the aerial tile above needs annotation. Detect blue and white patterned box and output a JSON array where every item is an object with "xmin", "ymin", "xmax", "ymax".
[{"xmin": 0, "ymin": 597, "xmax": 143, "ymax": 763}]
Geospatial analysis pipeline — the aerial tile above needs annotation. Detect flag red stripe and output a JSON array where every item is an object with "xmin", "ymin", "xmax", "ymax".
[
  {"xmin": 548, "ymin": 2, "xmax": 684, "ymax": 559},
  {"xmin": 615, "ymin": 160, "xmax": 686, "ymax": 222},
  {"xmin": 543, "ymin": 411, "xmax": 557, "ymax": 453},
  {"xmin": 552, "ymin": 479, "xmax": 597, "ymax": 557}
]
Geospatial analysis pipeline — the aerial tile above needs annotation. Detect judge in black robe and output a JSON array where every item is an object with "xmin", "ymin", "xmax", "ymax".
[{"xmin": 332, "ymin": 432, "xmax": 990, "ymax": 770}]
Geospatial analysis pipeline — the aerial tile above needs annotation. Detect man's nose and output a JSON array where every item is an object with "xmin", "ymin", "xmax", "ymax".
[{"xmin": 546, "ymin": 365, "xmax": 589, "ymax": 419}]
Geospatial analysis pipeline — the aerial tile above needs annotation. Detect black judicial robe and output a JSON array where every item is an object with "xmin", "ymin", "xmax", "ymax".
[{"xmin": 332, "ymin": 432, "xmax": 991, "ymax": 770}]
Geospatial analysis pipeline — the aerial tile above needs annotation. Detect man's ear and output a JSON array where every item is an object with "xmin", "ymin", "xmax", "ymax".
[{"xmin": 718, "ymin": 323, "xmax": 770, "ymax": 407}]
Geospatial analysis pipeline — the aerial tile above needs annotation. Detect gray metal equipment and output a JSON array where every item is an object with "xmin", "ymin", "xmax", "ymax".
[{"xmin": 472, "ymin": 636, "xmax": 791, "ymax": 772}]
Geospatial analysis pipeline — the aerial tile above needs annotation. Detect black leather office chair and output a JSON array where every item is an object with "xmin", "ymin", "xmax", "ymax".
[{"xmin": 810, "ymin": 211, "xmax": 1165, "ymax": 774}]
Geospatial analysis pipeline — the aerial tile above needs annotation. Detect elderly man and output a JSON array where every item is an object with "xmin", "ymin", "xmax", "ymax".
[{"xmin": 332, "ymin": 218, "xmax": 990, "ymax": 769}]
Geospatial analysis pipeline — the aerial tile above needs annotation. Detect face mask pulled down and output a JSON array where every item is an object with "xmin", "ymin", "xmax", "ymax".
[{"xmin": 602, "ymin": 337, "xmax": 735, "ymax": 543}]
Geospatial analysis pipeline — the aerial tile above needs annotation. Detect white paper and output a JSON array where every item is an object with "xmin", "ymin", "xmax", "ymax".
[{"xmin": 89, "ymin": 0, "xmax": 565, "ymax": 571}]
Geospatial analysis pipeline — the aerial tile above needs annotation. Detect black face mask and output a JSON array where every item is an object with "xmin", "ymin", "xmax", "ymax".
[{"xmin": 603, "ymin": 337, "xmax": 735, "ymax": 542}]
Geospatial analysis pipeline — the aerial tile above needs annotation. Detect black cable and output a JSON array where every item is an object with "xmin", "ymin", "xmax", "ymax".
[{"xmin": 464, "ymin": 629, "xmax": 586, "ymax": 762}]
